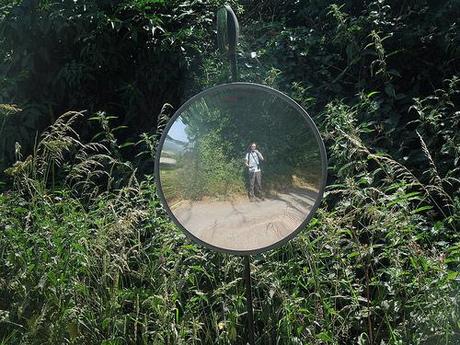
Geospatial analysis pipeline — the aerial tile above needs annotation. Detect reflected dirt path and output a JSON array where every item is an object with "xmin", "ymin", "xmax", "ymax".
[{"xmin": 171, "ymin": 189, "xmax": 317, "ymax": 251}]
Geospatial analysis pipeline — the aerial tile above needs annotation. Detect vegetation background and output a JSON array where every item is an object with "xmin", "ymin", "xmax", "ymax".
[{"xmin": 0, "ymin": 0, "xmax": 459, "ymax": 344}]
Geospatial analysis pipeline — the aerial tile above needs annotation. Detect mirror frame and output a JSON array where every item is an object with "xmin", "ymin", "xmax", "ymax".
[{"xmin": 154, "ymin": 82, "xmax": 328, "ymax": 255}]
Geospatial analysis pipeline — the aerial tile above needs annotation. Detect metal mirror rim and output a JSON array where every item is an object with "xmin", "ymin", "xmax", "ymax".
[{"xmin": 154, "ymin": 82, "xmax": 328, "ymax": 256}]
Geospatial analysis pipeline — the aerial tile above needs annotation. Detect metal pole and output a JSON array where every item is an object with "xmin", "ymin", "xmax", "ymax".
[
  {"xmin": 243, "ymin": 256, "xmax": 255, "ymax": 345},
  {"xmin": 230, "ymin": 51, "xmax": 238, "ymax": 82},
  {"xmin": 225, "ymin": 4, "xmax": 239, "ymax": 82},
  {"xmin": 217, "ymin": 5, "xmax": 250, "ymax": 341},
  {"xmin": 217, "ymin": 5, "xmax": 239, "ymax": 82}
]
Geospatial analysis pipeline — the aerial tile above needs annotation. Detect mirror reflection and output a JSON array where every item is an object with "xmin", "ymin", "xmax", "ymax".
[{"xmin": 158, "ymin": 85, "xmax": 324, "ymax": 252}]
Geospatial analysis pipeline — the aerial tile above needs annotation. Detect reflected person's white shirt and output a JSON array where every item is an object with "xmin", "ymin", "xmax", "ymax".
[{"xmin": 245, "ymin": 151, "xmax": 261, "ymax": 173}]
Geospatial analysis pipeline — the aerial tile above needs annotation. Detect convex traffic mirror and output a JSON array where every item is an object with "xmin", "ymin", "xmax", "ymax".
[{"xmin": 155, "ymin": 83, "xmax": 327, "ymax": 255}]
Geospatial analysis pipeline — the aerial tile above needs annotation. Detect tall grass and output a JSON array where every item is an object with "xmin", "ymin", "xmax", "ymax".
[{"xmin": 0, "ymin": 95, "xmax": 458, "ymax": 344}]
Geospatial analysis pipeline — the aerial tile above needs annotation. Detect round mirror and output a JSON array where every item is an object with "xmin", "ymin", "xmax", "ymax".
[{"xmin": 155, "ymin": 83, "xmax": 327, "ymax": 255}]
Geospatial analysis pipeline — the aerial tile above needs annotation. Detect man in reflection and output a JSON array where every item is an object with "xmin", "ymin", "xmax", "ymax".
[{"xmin": 244, "ymin": 143, "xmax": 265, "ymax": 201}]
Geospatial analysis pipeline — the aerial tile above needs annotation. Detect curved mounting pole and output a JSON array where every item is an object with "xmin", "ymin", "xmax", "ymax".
[{"xmin": 217, "ymin": 5, "xmax": 239, "ymax": 82}]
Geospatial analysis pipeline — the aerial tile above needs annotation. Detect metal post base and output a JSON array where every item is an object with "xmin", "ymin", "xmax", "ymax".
[{"xmin": 243, "ymin": 256, "xmax": 255, "ymax": 345}]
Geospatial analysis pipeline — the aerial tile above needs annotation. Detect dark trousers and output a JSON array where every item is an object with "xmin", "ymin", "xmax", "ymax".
[{"xmin": 249, "ymin": 171, "xmax": 262, "ymax": 198}]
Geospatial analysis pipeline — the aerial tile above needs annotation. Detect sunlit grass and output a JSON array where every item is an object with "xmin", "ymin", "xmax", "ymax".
[{"xmin": 0, "ymin": 102, "xmax": 458, "ymax": 344}]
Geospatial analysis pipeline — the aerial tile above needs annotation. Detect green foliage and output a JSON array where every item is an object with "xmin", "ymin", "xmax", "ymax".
[
  {"xmin": 0, "ymin": 104, "xmax": 49, "ymax": 174},
  {"xmin": 0, "ymin": 96, "xmax": 458, "ymax": 344},
  {"xmin": 1, "ymin": 0, "xmax": 459, "ymax": 344},
  {"xmin": 182, "ymin": 132, "xmax": 246, "ymax": 200},
  {"xmin": 161, "ymin": 131, "xmax": 246, "ymax": 202},
  {"xmin": 0, "ymin": 0, "xmax": 234, "ymax": 170}
]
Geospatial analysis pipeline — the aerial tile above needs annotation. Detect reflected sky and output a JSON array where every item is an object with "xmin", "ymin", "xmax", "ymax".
[{"xmin": 168, "ymin": 117, "xmax": 188, "ymax": 142}]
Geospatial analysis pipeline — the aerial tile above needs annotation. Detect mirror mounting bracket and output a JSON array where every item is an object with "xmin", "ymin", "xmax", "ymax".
[{"xmin": 217, "ymin": 5, "xmax": 239, "ymax": 82}]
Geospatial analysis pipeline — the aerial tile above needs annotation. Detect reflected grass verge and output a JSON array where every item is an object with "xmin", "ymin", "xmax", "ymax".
[{"xmin": 161, "ymin": 162, "xmax": 320, "ymax": 203}]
